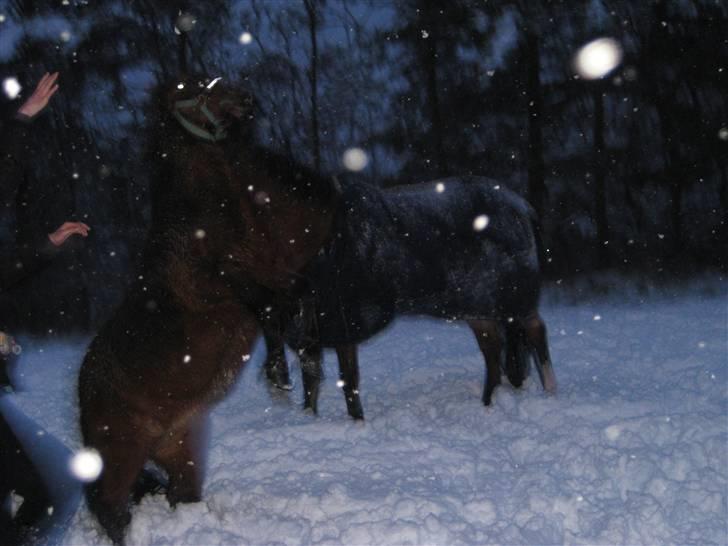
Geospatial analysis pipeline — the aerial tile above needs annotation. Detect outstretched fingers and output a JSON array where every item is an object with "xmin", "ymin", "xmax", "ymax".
[{"xmin": 49, "ymin": 221, "xmax": 91, "ymax": 246}]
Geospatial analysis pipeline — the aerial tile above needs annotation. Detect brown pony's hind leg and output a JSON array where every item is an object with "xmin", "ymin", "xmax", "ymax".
[
  {"xmin": 522, "ymin": 313, "xmax": 557, "ymax": 394},
  {"xmin": 335, "ymin": 344, "xmax": 364, "ymax": 420},
  {"xmin": 152, "ymin": 413, "xmax": 209, "ymax": 507},
  {"xmin": 300, "ymin": 345, "xmax": 323, "ymax": 414},
  {"xmin": 468, "ymin": 319, "xmax": 503, "ymax": 406}
]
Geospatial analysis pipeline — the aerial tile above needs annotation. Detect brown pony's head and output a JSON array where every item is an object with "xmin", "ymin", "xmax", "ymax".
[
  {"xmin": 163, "ymin": 75, "xmax": 255, "ymax": 143},
  {"xmin": 147, "ymin": 76, "xmax": 339, "ymax": 295}
]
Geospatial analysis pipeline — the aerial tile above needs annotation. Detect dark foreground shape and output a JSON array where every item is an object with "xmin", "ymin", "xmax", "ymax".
[
  {"xmin": 264, "ymin": 177, "xmax": 557, "ymax": 418},
  {"xmin": 1, "ymin": 394, "xmax": 82, "ymax": 546},
  {"xmin": 78, "ymin": 77, "xmax": 337, "ymax": 545}
]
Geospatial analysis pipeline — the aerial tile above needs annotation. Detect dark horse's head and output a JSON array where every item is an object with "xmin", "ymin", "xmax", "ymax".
[{"xmin": 147, "ymin": 76, "xmax": 339, "ymax": 294}]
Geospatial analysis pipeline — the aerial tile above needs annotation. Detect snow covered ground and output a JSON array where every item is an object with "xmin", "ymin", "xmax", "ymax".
[{"xmin": 7, "ymin": 285, "xmax": 728, "ymax": 545}]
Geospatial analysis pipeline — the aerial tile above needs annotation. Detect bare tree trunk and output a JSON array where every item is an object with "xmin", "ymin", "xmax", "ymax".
[
  {"xmin": 304, "ymin": 0, "xmax": 321, "ymax": 171},
  {"xmin": 525, "ymin": 31, "xmax": 546, "ymax": 224},
  {"xmin": 423, "ymin": 19, "xmax": 446, "ymax": 176},
  {"xmin": 719, "ymin": 161, "xmax": 728, "ymax": 215},
  {"xmin": 593, "ymin": 88, "xmax": 609, "ymax": 269}
]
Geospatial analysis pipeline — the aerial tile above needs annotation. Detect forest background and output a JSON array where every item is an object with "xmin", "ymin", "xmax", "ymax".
[{"xmin": 0, "ymin": 0, "xmax": 725, "ymax": 333}]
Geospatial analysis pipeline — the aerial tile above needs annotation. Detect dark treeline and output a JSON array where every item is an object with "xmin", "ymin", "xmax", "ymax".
[{"xmin": 0, "ymin": 0, "xmax": 725, "ymax": 333}]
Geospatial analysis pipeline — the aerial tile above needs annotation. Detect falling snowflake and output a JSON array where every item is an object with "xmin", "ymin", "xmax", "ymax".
[
  {"xmin": 175, "ymin": 12, "xmax": 196, "ymax": 34},
  {"xmin": 472, "ymin": 215, "xmax": 490, "ymax": 231},
  {"xmin": 574, "ymin": 37, "xmax": 623, "ymax": 79},
  {"xmin": 3, "ymin": 77, "xmax": 21, "ymax": 99},
  {"xmin": 342, "ymin": 147, "xmax": 368, "ymax": 172},
  {"xmin": 718, "ymin": 128, "xmax": 728, "ymax": 141},
  {"xmin": 435, "ymin": 182, "xmax": 445, "ymax": 193},
  {"xmin": 239, "ymin": 32, "xmax": 253, "ymax": 45},
  {"xmin": 69, "ymin": 449, "xmax": 103, "ymax": 482},
  {"xmin": 421, "ymin": 30, "xmax": 429, "ymax": 39}
]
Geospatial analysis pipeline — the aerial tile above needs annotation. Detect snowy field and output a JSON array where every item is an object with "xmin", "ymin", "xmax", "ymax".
[{"xmin": 8, "ymin": 285, "xmax": 728, "ymax": 545}]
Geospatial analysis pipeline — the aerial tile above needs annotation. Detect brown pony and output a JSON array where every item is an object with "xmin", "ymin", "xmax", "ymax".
[{"xmin": 78, "ymin": 77, "xmax": 337, "ymax": 545}]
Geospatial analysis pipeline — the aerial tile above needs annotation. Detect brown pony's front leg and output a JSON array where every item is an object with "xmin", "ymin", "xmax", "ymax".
[
  {"xmin": 85, "ymin": 431, "xmax": 151, "ymax": 546},
  {"xmin": 468, "ymin": 319, "xmax": 504, "ymax": 406},
  {"xmin": 300, "ymin": 345, "xmax": 323, "ymax": 414},
  {"xmin": 152, "ymin": 412, "xmax": 209, "ymax": 507},
  {"xmin": 335, "ymin": 344, "xmax": 364, "ymax": 420}
]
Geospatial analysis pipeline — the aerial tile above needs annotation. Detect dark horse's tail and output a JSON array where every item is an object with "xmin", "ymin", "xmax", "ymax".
[
  {"xmin": 503, "ymin": 211, "xmax": 544, "ymax": 389},
  {"xmin": 504, "ymin": 320, "xmax": 530, "ymax": 388}
]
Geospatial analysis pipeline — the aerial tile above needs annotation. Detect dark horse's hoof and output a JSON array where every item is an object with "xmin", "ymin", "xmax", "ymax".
[
  {"xmin": 264, "ymin": 359, "xmax": 293, "ymax": 390},
  {"xmin": 303, "ymin": 400, "xmax": 318, "ymax": 415},
  {"xmin": 482, "ymin": 382, "xmax": 500, "ymax": 407},
  {"xmin": 303, "ymin": 390, "xmax": 319, "ymax": 415},
  {"xmin": 345, "ymin": 393, "xmax": 364, "ymax": 420}
]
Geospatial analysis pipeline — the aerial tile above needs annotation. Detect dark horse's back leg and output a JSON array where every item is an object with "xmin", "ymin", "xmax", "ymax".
[
  {"xmin": 260, "ymin": 309, "xmax": 292, "ymax": 390},
  {"xmin": 522, "ymin": 313, "xmax": 557, "ymax": 394},
  {"xmin": 300, "ymin": 345, "xmax": 323, "ymax": 414},
  {"xmin": 468, "ymin": 319, "xmax": 503, "ymax": 406},
  {"xmin": 262, "ymin": 329, "xmax": 292, "ymax": 390},
  {"xmin": 335, "ymin": 344, "xmax": 364, "ymax": 420}
]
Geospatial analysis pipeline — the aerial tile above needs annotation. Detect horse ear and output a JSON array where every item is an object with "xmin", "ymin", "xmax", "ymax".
[{"xmin": 175, "ymin": 9, "xmax": 192, "ymax": 80}]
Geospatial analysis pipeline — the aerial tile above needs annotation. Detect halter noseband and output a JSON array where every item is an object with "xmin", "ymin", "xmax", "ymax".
[{"xmin": 172, "ymin": 94, "xmax": 233, "ymax": 142}]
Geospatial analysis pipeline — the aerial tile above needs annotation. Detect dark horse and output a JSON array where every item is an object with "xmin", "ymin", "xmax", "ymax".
[
  {"xmin": 262, "ymin": 177, "xmax": 557, "ymax": 419},
  {"xmin": 77, "ymin": 77, "xmax": 338, "ymax": 544}
]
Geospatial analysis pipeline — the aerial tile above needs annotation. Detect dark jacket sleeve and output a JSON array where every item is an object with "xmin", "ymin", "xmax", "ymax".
[
  {"xmin": 0, "ymin": 114, "xmax": 60, "ymax": 292},
  {"xmin": 0, "ymin": 234, "xmax": 59, "ymax": 292}
]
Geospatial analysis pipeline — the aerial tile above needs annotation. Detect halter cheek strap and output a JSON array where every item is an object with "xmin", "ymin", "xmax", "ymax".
[{"xmin": 172, "ymin": 96, "xmax": 231, "ymax": 142}]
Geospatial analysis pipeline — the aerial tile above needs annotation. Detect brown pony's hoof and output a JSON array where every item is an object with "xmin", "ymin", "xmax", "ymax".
[
  {"xmin": 132, "ymin": 469, "xmax": 168, "ymax": 504},
  {"xmin": 88, "ymin": 497, "xmax": 130, "ymax": 546},
  {"xmin": 167, "ymin": 489, "xmax": 202, "ymax": 508}
]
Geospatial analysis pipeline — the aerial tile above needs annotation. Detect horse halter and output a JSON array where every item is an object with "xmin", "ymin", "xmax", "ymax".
[{"xmin": 172, "ymin": 93, "xmax": 234, "ymax": 143}]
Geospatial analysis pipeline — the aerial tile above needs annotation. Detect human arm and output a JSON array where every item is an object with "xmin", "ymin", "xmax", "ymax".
[{"xmin": 0, "ymin": 222, "xmax": 90, "ymax": 292}]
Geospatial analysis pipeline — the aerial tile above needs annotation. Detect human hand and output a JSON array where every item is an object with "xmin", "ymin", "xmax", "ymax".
[
  {"xmin": 48, "ymin": 221, "xmax": 90, "ymax": 247},
  {"xmin": 17, "ymin": 72, "xmax": 59, "ymax": 118}
]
